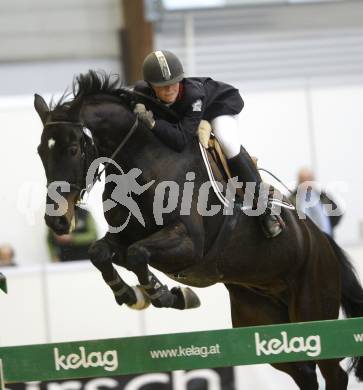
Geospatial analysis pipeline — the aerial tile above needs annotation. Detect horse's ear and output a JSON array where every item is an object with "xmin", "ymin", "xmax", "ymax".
[{"xmin": 34, "ymin": 94, "xmax": 49, "ymax": 125}]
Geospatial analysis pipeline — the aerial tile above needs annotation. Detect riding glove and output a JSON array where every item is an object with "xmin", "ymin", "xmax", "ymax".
[
  {"xmin": 133, "ymin": 103, "xmax": 155, "ymax": 129},
  {"xmin": 198, "ymin": 120, "xmax": 212, "ymax": 149}
]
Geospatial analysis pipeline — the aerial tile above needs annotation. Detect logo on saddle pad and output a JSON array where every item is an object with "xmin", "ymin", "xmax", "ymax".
[
  {"xmin": 254, "ymin": 331, "xmax": 321, "ymax": 357},
  {"xmin": 54, "ymin": 346, "xmax": 118, "ymax": 372}
]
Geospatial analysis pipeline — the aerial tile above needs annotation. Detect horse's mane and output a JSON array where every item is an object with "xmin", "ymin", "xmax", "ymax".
[
  {"xmin": 51, "ymin": 70, "xmax": 129, "ymax": 113},
  {"xmin": 73, "ymin": 70, "xmax": 123, "ymax": 100},
  {"xmin": 50, "ymin": 70, "xmax": 177, "ymax": 123}
]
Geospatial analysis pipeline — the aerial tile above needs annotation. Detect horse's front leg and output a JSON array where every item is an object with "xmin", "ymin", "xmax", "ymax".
[
  {"xmin": 89, "ymin": 233, "xmax": 150, "ymax": 310},
  {"xmin": 124, "ymin": 221, "xmax": 201, "ymax": 310}
]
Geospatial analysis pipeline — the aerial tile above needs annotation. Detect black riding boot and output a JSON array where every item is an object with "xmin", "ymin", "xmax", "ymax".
[{"xmin": 227, "ymin": 146, "xmax": 284, "ymax": 238}]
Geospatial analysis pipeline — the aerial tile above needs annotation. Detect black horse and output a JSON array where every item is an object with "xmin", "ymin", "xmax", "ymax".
[{"xmin": 35, "ymin": 71, "xmax": 363, "ymax": 390}]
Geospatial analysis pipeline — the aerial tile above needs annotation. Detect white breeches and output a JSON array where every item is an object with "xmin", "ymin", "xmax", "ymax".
[{"xmin": 211, "ymin": 115, "xmax": 241, "ymax": 159}]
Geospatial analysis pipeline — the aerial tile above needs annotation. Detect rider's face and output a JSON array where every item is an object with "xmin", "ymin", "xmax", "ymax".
[{"xmin": 151, "ymin": 83, "xmax": 180, "ymax": 104}]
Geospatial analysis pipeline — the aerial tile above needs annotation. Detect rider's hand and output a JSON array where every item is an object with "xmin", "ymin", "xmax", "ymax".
[
  {"xmin": 54, "ymin": 234, "xmax": 73, "ymax": 244},
  {"xmin": 133, "ymin": 103, "xmax": 155, "ymax": 129},
  {"xmin": 198, "ymin": 120, "xmax": 212, "ymax": 149}
]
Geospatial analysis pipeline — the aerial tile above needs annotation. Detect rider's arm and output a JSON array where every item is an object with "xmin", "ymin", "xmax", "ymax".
[
  {"xmin": 71, "ymin": 213, "xmax": 98, "ymax": 246},
  {"xmin": 47, "ymin": 230, "xmax": 59, "ymax": 261},
  {"xmin": 152, "ymin": 100, "xmax": 203, "ymax": 152}
]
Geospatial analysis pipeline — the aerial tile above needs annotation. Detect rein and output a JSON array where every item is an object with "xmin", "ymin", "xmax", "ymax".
[
  {"xmin": 83, "ymin": 116, "xmax": 139, "ymax": 195},
  {"xmin": 120, "ymin": 88, "xmax": 180, "ymax": 122},
  {"xmin": 44, "ymin": 116, "xmax": 139, "ymax": 202}
]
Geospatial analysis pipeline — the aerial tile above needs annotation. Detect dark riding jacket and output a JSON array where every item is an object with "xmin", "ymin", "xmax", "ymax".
[{"xmin": 134, "ymin": 77, "xmax": 244, "ymax": 152}]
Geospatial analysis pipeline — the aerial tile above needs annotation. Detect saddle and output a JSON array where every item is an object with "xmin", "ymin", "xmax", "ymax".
[
  {"xmin": 198, "ymin": 119, "xmax": 258, "ymax": 183},
  {"xmin": 166, "ymin": 122, "xmax": 294, "ymax": 287},
  {"xmin": 198, "ymin": 120, "xmax": 294, "ymax": 212}
]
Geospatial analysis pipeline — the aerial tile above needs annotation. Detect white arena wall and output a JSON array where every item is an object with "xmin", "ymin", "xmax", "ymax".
[
  {"xmin": 1, "ymin": 245, "xmax": 362, "ymax": 389},
  {"xmin": 1, "ymin": 70, "xmax": 362, "ymax": 390},
  {"xmin": 1, "ymin": 1, "xmax": 363, "ymax": 389},
  {"xmin": 0, "ymin": 78, "xmax": 362, "ymax": 266}
]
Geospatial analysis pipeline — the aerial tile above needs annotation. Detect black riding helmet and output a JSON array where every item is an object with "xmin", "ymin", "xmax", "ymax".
[{"xmin": 143, "ymin": 50, "xmax": 184, "ymax": 87}]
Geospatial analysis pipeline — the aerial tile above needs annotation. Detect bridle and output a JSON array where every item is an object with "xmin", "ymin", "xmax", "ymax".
[{"xmin": 43, "ymin": 116, "xmax": 139, "ymax": 202}]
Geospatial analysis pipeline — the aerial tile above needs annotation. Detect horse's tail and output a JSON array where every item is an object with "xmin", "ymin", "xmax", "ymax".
[{"xmin": 325, "ymin": 234, "xmax": 363, "ymax": 381}]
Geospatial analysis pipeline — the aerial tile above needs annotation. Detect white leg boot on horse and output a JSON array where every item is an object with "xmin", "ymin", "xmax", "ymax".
[{"xmin": 212, "ymin": 115, "xmax": 284, "ymax": 238}]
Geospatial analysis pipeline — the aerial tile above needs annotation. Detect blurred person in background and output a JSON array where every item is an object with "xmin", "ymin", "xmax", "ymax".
[
  {"xmin": 0, "ymin": 244, "xmax": 16, "ymax": 267},
  {"xmin": 290, "ymin": 167, "xmax": 343, "ymax": 237},
  {"xmin": 47, "ymin": 208, "xmax": 98, "ymax": 262},
  {"xmin": 133, "ymin": 50, "xmax": 284, "ymax": 239}
]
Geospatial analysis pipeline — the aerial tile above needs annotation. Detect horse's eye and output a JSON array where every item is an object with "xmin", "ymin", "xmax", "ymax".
[{"xmin": 69, "ymin": 145, "xmax": 79, "ymax": 156}]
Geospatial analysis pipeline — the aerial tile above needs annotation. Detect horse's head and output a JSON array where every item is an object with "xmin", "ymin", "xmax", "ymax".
[
  {"xmin": 35, "ymin": 71, "xmax": 153, "ymax": 235},
  {"xmin": 35, "ymin": 94, "xmax": 96, "ymax": 235}
]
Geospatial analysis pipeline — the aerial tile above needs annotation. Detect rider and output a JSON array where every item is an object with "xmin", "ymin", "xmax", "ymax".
[{"xmin": 133, "ymin": 50, "xmax": 284, "ymax": 238}]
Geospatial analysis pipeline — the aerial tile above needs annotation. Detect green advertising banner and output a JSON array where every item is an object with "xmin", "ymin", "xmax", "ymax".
[{"xmin": 0, "ymin": 317, "xmax": 362, "ymax": 384}]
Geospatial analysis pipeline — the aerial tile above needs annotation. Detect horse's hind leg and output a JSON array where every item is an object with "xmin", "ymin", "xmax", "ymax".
[
  {"xmin": 124, "ymin": 221, "xmax": 201, "ymax": 310},
  {"xmin": 317, "ymin": 360, "xmax": 348, "ymax": 390},
  {"xmin": 289, "ymin": 237, "xmax": 348, "ymax": 388},
  {"xmin": 89, "ymin": 234, "xmax": 150, "ymax": 309},
  {"xmin": 227, "ymin": 284, "xmax": 319, "ymax": 390}
]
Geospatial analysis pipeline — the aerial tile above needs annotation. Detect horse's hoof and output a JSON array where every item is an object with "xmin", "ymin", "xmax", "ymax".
[
  {"xmin": 149, "ymin": 285, "xmax": 176, "ymax": 308},
  {"xmin": 171, "ymin": 287, "xmax": 201, "ymax": 310},
  {"xmin": 127, "ymin": 286, "xmax": 151, "ymax": 310}
]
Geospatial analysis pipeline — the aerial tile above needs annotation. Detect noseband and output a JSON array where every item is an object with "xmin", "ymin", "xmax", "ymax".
[{"xmin": 44, "ymin": 116, "xmax": 139, "ymax": 201}]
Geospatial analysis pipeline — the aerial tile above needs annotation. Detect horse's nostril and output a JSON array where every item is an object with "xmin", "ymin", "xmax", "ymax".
[
  {"xmin": 45, "ymin": 215, "xmax": 70, "ymax": 234},
  {"xmin": 56, "ymin": 216, "xmax": 69, "ymax": 230}
]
